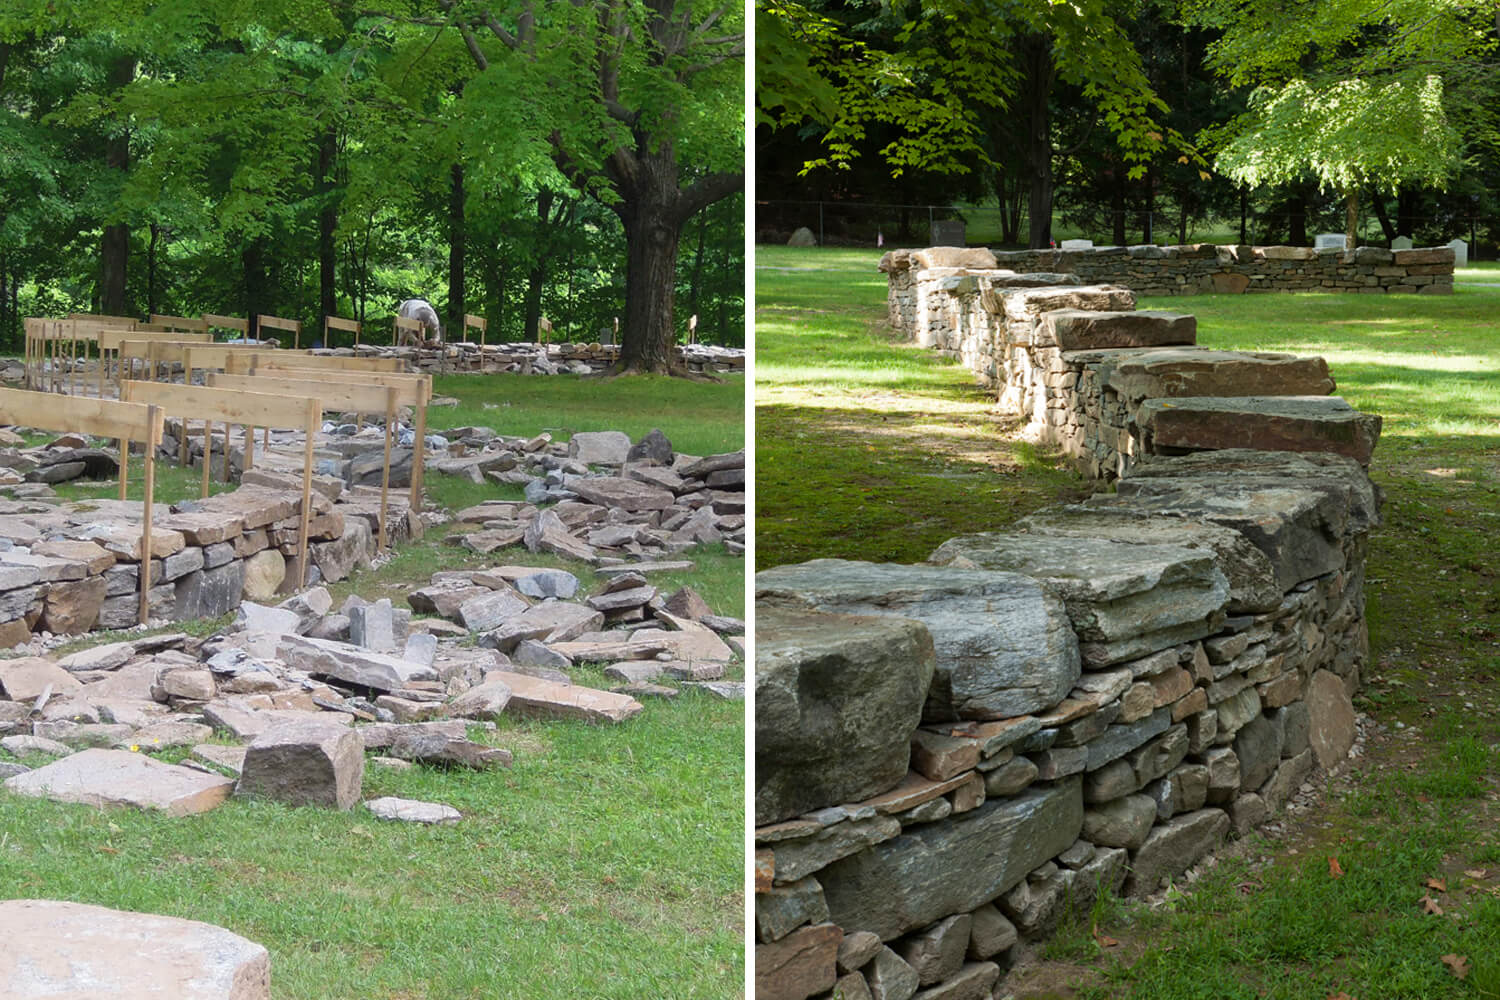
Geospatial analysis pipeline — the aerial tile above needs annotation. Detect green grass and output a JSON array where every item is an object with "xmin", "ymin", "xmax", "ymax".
[
  {"xmin": 756, "ymin": 247, "xmax": 1500, "ymax": 999},
  {"xmin": 0, "ymin": 370, "xmax": 746, "ymax": 999},
  {"xmin": 756, "ymin": 245, "xmax": 1092, "ymax": 567}
]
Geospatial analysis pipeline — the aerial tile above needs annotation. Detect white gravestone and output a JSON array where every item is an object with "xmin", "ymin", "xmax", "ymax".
[
  {"xmin": 1314, "ymin": 233, "xmax": 1347, "ymax": 250},
  {"xmin": 1060, "ymin": 239, "xmax": 1094, "ymax": 250},
  {"xmin": 1391, "ymin": 235, "xmax": 1414, "ymax": 250},
  {"xmin": 1447, "ymin": 238, "xmax": 1468, "ymax": 267}
]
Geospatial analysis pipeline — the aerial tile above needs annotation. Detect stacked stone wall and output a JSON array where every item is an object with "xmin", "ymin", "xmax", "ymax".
[
  {"xmin": 753, "ymin": 250, "xmax": 1388, "ymax": 1000},
  {"xmin": 0, "ymin": 475, "xmax": 407, "ymax": 647},
  {"xmin": 985, "ymin": 243, "xmax": 1453, "ymax": 296}
]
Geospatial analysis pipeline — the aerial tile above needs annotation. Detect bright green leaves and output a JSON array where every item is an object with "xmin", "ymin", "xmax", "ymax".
[{"xmin": 1215, "ymin": 76, "xmax": 1460, "ymax": 196}]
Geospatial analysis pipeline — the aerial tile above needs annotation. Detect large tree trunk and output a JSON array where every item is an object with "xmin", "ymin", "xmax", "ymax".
[
  {"xmin": 100, "ymin": 53, "xmax": 135, "ymax": 317},
  {"xmin": 1020, "ymin": 38, "xmax": 1055, "ymax": 250},
  {"xmin": 1344, "ymin": 187, "xmax": 1358, "ymax": 249},
  {"xmin": 447, "ymin": 162, "xmax": 465, "ymax": 337},
  {"xmin": 242, "ymin": 239, "xmax": 266, "ymax": 338},
  {"xmin": 1287, "ymin": 190, "xmax": 1307, "ymax": 246},
  {"xmin": 523, "ymin": 188, "xmax": 553, "ymax": 342},
  {"xmin": 1369, "ymin": 187, "xmax": 1396, "ymax": 241},
  {"xmin": 146, "ymin": 223, "xmax": 160, "ymax": 316},
  {"xmin": 318, "ymin": 127, "xmax": 338, "ymax": 334},
  {"xmin": 1111, "ymin": 168, "xmax": 1126, "ymax": 245}
]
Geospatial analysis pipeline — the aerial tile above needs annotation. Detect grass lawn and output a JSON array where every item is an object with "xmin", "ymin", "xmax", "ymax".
[
  {"xmin": 756, "ymin": 246, "xmax": 1500, "ymax": 998},
  {"xmin": 0, "ymin": 371, "xmax": 747, "ymax": 999}
]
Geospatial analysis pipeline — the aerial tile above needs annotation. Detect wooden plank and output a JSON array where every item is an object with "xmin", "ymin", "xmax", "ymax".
[
  {"xmin": 120, "ymin": 380, "xmax": 318, "ymax": 431},
  {"xmin": 150, "ymin": 314, "xmax": 207, "ymax": 332},
  {"xmin": 206, "ymin": 372, "xmax": 395, "ymax": 415},
  {"xmin": 223, "ymin": 352, "xmax": 406, "ymax": 375},
  {"xmin": 324, "ymin": 315, "xmax": 360, "ymax": 349},
  {"xmin": 101, "ymin": 329, "xmax": 210, "ymax": 351},
  {"xmin": 464, "ymin": 313, "xmax": 487, "ymax": 349},
  {"xmin": 0, "ymin": 387, "xmax": 160, "ymax": 441},
  {"xmin": 257, "ymin": 314, "xmax": 303, "ymax": 349},
  {"xmin": 182, "ymin": 344, "xmax": 290, "ymax": 374},
  {"xmin": 239, "ymin": 366, "xmax": 428, "ymax": 406},
  {"xmin": 68, "ymin": 313, "xmax": 138, "ymax": 325},
  {"xmin": 393, "ymin": 314, "xmax": 424, "ymax": 348},
  {"xmin": 202, "ymin": 313, "xmax": 250, "ymax": 335}
]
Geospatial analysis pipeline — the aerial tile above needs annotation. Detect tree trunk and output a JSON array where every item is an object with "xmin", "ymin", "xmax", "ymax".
[
  {"xmin": 1239, "ymin": 186, "xmax": 1248, "ymax": 244},
  {"xmin": 146, "ymin": 223, "xmax": 160, "ymax": 316},
  {"xmin": 1020, "ymin": 38, "xmax": 1055, "ymax": 249},
  {"xmin": 100, "ymin": 54, "xmax": 135, "ymax": 317},
  {"xmin": 1344, "ymin": 187, "xmax": 1358, "ymax": 249},
  {"xmin": 1397, "ymin": 187, "xmax": 1418, "ymax": 239},
  {"xmin": 523, "ymin": 188, "xmax": 553, "ymax": 342},
  {"xmin": 447, "ymin": 162, "xmax": 465, "ymax": 337},
  {"xmin": 1369, "ymin": 187, "xmax": 1396, "ymax": 241},
  {"xmin": 687, "ymin": 209, "xmax": 707, "ymax": 330},
  {"xmin": 618, "ymin": 192, "xmax": 681, "ymax": 372},
  {"xmin": 1141, "ymin": 161, "xmax": 1155, "ymax": 244},
  {"xmin": 1111, "ymin": 169, "xmax": 1126, "ymax": 245},
  {"xmin": 1288, "ymin": 190, "xmax": 1307, "ymax": 246},
  {"xmin": 318, "ymin": 126, "xmax": 338, "ymax": 334},
  {"xmin": 242, "ymin": 239, "xmax": 266, "ymax": 338}
]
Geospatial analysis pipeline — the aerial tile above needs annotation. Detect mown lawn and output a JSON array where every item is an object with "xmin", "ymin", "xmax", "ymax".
[
  {"xmin": 756, "ymin": 246, "xmax": 1500, "ymax": 999},
  {"xmin": 0, "ymin": 371, "xmax": 747, "ymax": 999}
]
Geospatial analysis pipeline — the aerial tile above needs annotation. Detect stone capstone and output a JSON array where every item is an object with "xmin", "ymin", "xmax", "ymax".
[{"xmin": 756, "ymin": 559, "xmax": 1078, "ymax": 721}]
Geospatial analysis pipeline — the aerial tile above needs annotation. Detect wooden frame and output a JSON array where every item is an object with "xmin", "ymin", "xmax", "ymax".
[
  {"xmin": 122, "ymin": 380, "xmax": 321, "ymax": 591},
  {"xmin": 238, "ymin": 363, "xmax": 431, "ymax": 515},
  {"xmin": 149, "ymin": 314, "xmax": 208, "ymax": 333},
  {"xmin": 202, "ymin": 314, "xmax": 250, "ymax": 340},
  {"xmin": 25, "ymin": 319, "xmax": 105, "ymax": 396},
  {"xmin": 257, "ymin": 314, "xmax": 303, "ymax": 350},
  {"xmin": 222, "ymin": 352, "xmax": 406, "ymax": 375},
  {"xmin": 208, "ymin": 372, "xmax": 400, "ymax": 549},
  {"xmin": 324, "ymin": 315, "xmax": 361, "ymax": 349},
  {"xmin": 0, "ymin": 387, "xmax": 163, "ymax": 624},
  {"xmin": 464, "ymin": 313, "xmax": 487, "ymax": 348},
  {"xmin": 393, "ymin": 314, "xmax": 425, "ymax": 348},
  {"xmin": 103, "ymin": 330, "xmax": 212, "ymax": 391}
]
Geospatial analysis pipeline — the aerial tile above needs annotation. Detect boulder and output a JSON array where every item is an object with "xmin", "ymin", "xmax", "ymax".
[
  {"xmin": 236, "ymin": 718, "xmax": 364, "ymax": 810},
  {"xmin": 567, "ymin": 431, "xmax": 632, "ymax": 466},
  {"xmin": 0, "ymin": 899, "xmax": 269, "ymax": 999},
  {"xmin": 241, "ymin": 550, "xmax": 286, "ymax": 602},
  {"xmin": 757, "ymin": 559, "xmax": 1078, "ymax": 720},
  {"xmin": 756, "ymin": 605, "xmax": 935, "ymax": 826}
]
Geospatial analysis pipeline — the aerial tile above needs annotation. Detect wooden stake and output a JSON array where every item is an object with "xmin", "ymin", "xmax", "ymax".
[
  {"xmin": 139, "ymin": 406, "xmax": 160, "ymax": 625},
  {"xmin": 201, "ymin": 420, "xmax": 212, "ymax": 498},
  {"xmin": 297, "ymin": 399, "xmax": 316, "ymax": 590},
  {"xmin": 379, "ymin": 387, "xmax": 394, "ymax": 550}
]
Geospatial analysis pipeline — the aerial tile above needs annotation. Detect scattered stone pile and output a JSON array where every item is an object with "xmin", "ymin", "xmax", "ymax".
[
  {"xmin": 879, "ymin": 246, "xmax": 1383, "ymax": 480},
  {"xmin": 443, "ymin": 433, "xmax": 746, "ymax": 560},
  {"xmin": 1, "ymin": 570, "xmax": 743, "ymax": 818},
  {"xmin": 881, "ymin": 244, "xmax": 1456, "ymax": 305},
  {"xmin": 755, "ymin": 445, "xmax": 1379, "ymax": 1000}
]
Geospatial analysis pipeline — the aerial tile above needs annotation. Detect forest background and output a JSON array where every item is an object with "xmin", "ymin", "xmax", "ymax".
[
  {"xmin": 0, "ymin": 0, "xmax": 746, "ymax": 368},
  {"xmin": 756, "ymin": 0, "xmax": 1500, "ymax": 256}
]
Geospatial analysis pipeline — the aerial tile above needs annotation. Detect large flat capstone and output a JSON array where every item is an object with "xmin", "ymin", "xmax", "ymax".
[
  {"xmin": 756, "ymin": 605, "xmax": 936, "ymax": 826},
  {"xmin": 1091, "ymin": 349, "xmax": 1335, "ymax": 405},
  {"xmin": 1039, "ymin": 310, "xmax": 1196, "ymax": 350},
  {"xmin": 0, "ymin": 898, "xmax": 269, "ymax": 999},
  {"xmin": 3, "ymin": 748, "xmax": 234, "ymax": 816},
  {"xmin": 1137, "ymin": 395, "xmax": 1381, "ymax": 465},
  {"xmin": 819, "ymin": 778, "xmax": 1083, "ymax": 941},
  {"xmin": 755, "ymin": 559, "xmax": 1079, "ymax": 721},
  {"xmin": 1096, "ymin": 450, "xmax": 1380, "ymax": 590},
  {"xmin": 928, "ymin": 534, "xmax": 1228, "ymax": 665}
]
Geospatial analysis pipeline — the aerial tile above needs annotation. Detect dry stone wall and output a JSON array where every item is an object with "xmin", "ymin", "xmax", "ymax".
[
  {"xmin": 752, "ymin": 249, "xmax": 1387, "ymax": 1000},
  {"xmin": 897, "ymin": 243, "xmax": 1455, "ymax": 297}
]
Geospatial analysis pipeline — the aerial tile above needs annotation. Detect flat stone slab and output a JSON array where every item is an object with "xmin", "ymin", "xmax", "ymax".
[
  {"xmin": 1039, "ymin": 309, "xmax": 1196, "ymax": 350},
  {"xmin": 3, "ymin": 748, "xmax": 234, "ymax": 816},
  {"xmin": 0, "ymin": 898, "xmax": 269, "ymax": 999},
  {"xmin": 0, "ymin": 657, "xmax": 83, "ymax": 702},
  {"xmin": 276, "ymin": 634, "xmax": 438, "ymax": 692},
  {"xmin": 365, "ymin": 796, "xmax": 462, "ymax": 824},
  {"xmin": 484, "ymin": 670, "xmax": 643, "ymax": 724},
  {"xmin": 1088, "ymin": 349, "xmax": 1334, "ymax": 404},
  {"xmin": 565, "ymin": 476, "xmax": 676, "ymax": 511},
  {"xmin": 1137, "ymin": 395, "xmax": 1381, "ymax": 465},
  {"xmin": 929, "ymin": 535, "xmax": 1228, "ymax": 664},
  {"xmin": 820, "ymin": 778, "xmax": 1083, "ymax": 941},
  {"xmin": 757, "ymin": 559, "xmax": 1079, "ymax": 720}
]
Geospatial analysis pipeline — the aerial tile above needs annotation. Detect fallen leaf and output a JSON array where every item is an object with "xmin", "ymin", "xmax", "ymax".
[
  {"xmin": 1421, "ymin": 894, "xmax": 1444, "ymax": 915},
  {"xmin": 1329, "ymin": 856, "xmax": 1344, "ymax": 879},
  {"xmin": 1441, "ymin": 954, "xmax": 1470, "ymax": 980},
  {"xmin": 1426, "ymin": 876, "xmax": 1447, "ymax": 892},
  {"xmin": 97, "ymin": 845, "xmax": 119, "ymax": 855},
  {"xmin": 1464, "ymin": 868, "xmax": 1488, "ymax": 879},
  {"xmin": 1092, "ymin": 922, "xmax": 1120, "ymax": 948}
]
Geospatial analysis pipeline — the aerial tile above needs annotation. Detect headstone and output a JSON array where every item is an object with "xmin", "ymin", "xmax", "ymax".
[
  {"xmin": 1447, "ymin": 238, "xmax": 1468, "ymax": 266},
  {"xmin": 1391, "ymin": 235, "xmax": 1414, "ymax": 250},
  {"xmin": 929, "ymin": 220, "xmax": 966, "ymax": 247},
  {"xmin": 1059, "ymin": 239, "xmax": 1094, "ymax": 250},
  {"xmin": 787, "ymin": 226, "xmax": 817, "ymax": 247},
  {"xmin": 1313, "ymin": 233, "xmax": 1347, "ymax": 250}
]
